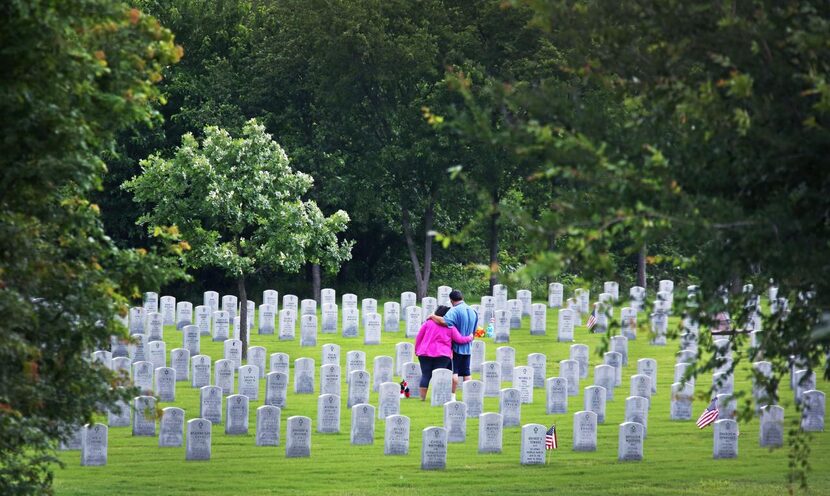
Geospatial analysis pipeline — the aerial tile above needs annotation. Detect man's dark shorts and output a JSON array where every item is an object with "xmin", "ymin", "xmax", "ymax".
[{"xmin": 452, "ymin": 352, "xmax": 471, "ymax": 376}]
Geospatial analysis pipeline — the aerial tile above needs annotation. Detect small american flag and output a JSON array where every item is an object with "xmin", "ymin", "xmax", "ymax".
[
  {"xmin": 696, "ymin": 398, "xmax": 720, "ymax": 429},
  {"xmin": 586, "ymin": 310, "xmax": 597, "ymax": 330},
  {"xmin": 545, "ymin": 424, "xmax": 558, "ymax": 450}
]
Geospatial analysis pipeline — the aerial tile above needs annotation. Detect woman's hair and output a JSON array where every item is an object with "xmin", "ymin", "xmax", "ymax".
[{"xmin": 435, "ymin": 305, "xmax": 451, "ymax": 317}]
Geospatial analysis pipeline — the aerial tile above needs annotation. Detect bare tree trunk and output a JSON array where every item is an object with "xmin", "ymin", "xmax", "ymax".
[
  {"xmin": 420, "ymin": 202, "xmax": 435, "ymax": 299},
  {"xmin": 488, "ymin": 193, "xmax": 500, "ymax": 294},
  {"xmin": 401, "ymin": 206, "xmax": 424, "ymax": 297},
  {"xmin": 238, "ymin": 274, "xmax": 248, "ymax": 359},
  {"xmin": 637, "ymin": 243, "xmax": 647, "ymax": 288},
  {"xmin": 311, "ymin": 263, "xmax": 321, "ymax": 303}
]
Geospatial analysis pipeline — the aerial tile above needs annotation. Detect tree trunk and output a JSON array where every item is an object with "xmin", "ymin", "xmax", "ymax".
[
  {"xmin": 420, "ymin": 201, "xmax": 435, "ymax": 299},
  {"xmin": 488, "ymin": 192, "xmax": 500, "ymax": 294},
  {"xmin": 311, "ymin": 263, "xmax": 321, "ymax": 303},
  {"xmin": 401, "ymin": 206, "xmax": 424, "ymax": 297},
  {"xmin": 637, "ymin": 242, "xmax": 647, "ymax": 288},
  {"xmin": 238, "ymin": 274, "xmax": 248, "ymax": 359}
]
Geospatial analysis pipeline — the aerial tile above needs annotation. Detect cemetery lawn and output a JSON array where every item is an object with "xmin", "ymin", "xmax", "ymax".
[{"xmin": 54, "ymin": 301, "xmax": 830, "ymax": 495}]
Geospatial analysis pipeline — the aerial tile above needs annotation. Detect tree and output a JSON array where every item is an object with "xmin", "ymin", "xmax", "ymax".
[
  {"xmin": 124, "ymin": 120, "xmax": 352, "ymax": 357},
  {"xmin": 0, "ymin": 1, "xmax": 184, "ymax": 493},
  {"xmin": 452, "ymin": 0, "xmax": 830, "ymax": 487}
]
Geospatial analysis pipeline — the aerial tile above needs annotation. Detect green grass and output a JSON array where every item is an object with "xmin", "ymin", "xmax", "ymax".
[{"xmin": 54, "ymin": 300, "xmax": 830, "ymax": 495}]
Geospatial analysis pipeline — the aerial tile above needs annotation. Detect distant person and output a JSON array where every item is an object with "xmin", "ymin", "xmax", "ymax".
[
  {"xmin": 415, "ymin": 305, "xmax": 473, "ymax": 401},
  {"xmin": 428, "ymin": 289, "xmax": 477, "ymax": 401}
]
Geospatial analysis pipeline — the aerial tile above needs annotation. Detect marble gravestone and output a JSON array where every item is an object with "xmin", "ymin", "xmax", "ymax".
[
  {"xmin": 223, "ymin": 339, "xmax": 242, "ymax": 369},
  {"xmin": 496, "ymin": 346, "xmax": 515, "ymax": 382},
  {"xmin": 195, "ymin": 305, "xmax": 211, "ymax": 336},
  {"xmin": 341, "ymin": 307, "xmax": 359, "ymax": 338},
  {"xmin": 517, "ymin": 289, "xmax": 532, "ymax": 317},
  {"xmin": 294, "ymin": 358, "xmax": 315, "ymax": 394},
  {"xmin": 499, "ymin": 388, "xmax": 522, "ymax": 427},
  {"xmin": 160, "ymin": 296, "xmax": 176, "ymax": 326},
  {"xmin": 221, "ymin": 294, "xmax": 237, "ymax": 321},
  {"xmin": 128, "ymin": 306, "xmax": 145, "ymax": 335},
  {"xmin": 559, "ymin": 359, "xmax": 580, "ymax": 396},
  {"xmin": 148, "ymin": 340, "xmax": 166, "ymax": 370},
  {"xmin": 529, "ymin": 304, "xmax": 546, "ymax": 336},
  {"xmin": 373, "ymin": 355, "xmax": 394, "ymax": 392},
  {"xmin": 320, "ymin": 364, "xmax": 341, "ymax": 396},
  {"xmin": 258, "ymin": 304, "xmax": 276, "ymax": 335},
  {"xmin": 482, "ymin": 361, "xmax": 502, "ymax": 397},
  {"xmin": 270, "ymin": 352, "xmax": 290, "ymax": 378},
  {"xmin": 548, "ymin": 282, "xmax": 564, "ymax": 308},
  {"xmin": 463, "ymin": 380, "xmax": 484, "ymax": 418},
  {"xmin": 145, "ymin": 312, "xmax": 163, "ymax": 341},
  {"xmin": 430, "ymin": 368, "xmax": 453, "ymax": 406},
  {"xmin": 618, "ymin": 422, "xmax": 645, "ymax": 461},
  {"xmin": 256, "ymin": 405, "xmax": 281, "ymax": 447},
  {"xmin": 351, "ymin": 404, "xmax": 376, "ymax": 445},
  {"xmin": 132, "ymin": 361, "xmax": 153, "ymax": 394},
  {"xmin": 107, "ymin": 394, "xmax": 130, "ymax": 428},
  {"xmin": 200, "ymin": 385, "xmax": 223, "ymax": 425},
  {"xmin": 322, "ymin": 343, "xmax": 341, "ymax": 368},
  {"xmin": 384, "ymin": 414, "xmax": 411, "ymax": 455},
  {"xmin": 670, "ymin": 382, "xmax": 694, "ymax": 420},
  {"xmin": 478, "ymin": 412, "xmax": 503, "ymax": 454},
  {"xmin": 546, "ymin": 377, "xmax": 568, "ymax": 414},
  {"xmin": 650, "ymin": 312, "xmax": 668, "ymax": 345},
  {"xmin": 279, "ymin": 309, "xmax": 296, "ymax": 341},
  {"xmin": 604, "ymin": 281, "xmax": 620, "ymax": 301},
  {"xmin": 154, "ymin": 366, "xmax": 176, "ymax": 402},
  {"xmin": 570, "ymin": 344, "xmax": 589, "ymax": 379},
  {"xmin": 513, "ymin": 366, "xmax": 534, "ymax": 404},
  {"xmin": 225, "ymin": 394, "xmax": 249, "ymax": 435},
  {"xmin": 300, "ymin": 314, "xmax": 318, "ymax": 347},
  {"xmin": 214, "ymin": 358, "xmax": 234, "ymax": 395},
  {"xmin": 159, "ymin": 407, "xmax": 185, "ymax": 447},
  {"xmin": 405, "ymin": 306, "xmax": 421, "ymax": 339},
  {"xmin": 584, "ymin": 385, "xmax": 607, "ymax": 423},
  {"xmin": 603, "ymin": 352, "xmax": 623, "ymax": 387},
  {"xmin": 801, "ymin": 390, "xmax": 825, "ymax": 432},
  {"xmin": 285, "ymin": 416, "xmax": 312, "ymax": 458},
  {"xmin": 520, "ymin": 424, "xmax": 546, "ymax": 465},
  {"xmin": 402, "ymin": 362, "xmax": 422, "ymax": 399},
  {"xmin": 80, "ymin": 423, "xmax": 108, "ymax": 466},
  {"xmin": 528, "ymin": 353, "xmax": 546, "ymax": 389},
  {"xmin": 437, "ymin": 285, "xmax": 452, "ymax": 307},
  {"xmin": 507, "ymin": 299, "xmax": 522, "ymax": 329},
  {"xmin": 420, "ymin": 297, "xmax": 437, "ymax": 322},
  {"xmin": 716, "ymin": 394, "xmax": 737, "ymax": 420},
  {"xmin": 348, "ymin": 370, "xmax": 371, "ymax": 409},
  {"xmin": 186, "ymin": 419, "xmax": 211, "ymax": 461},
  {"xmin": 213, "ymin": 311, "xmax": 230, "ymax": 342},
  {"xmin": 363, "ymin": 312, "xmax": 381, "ymax": 345},
  {"xmin": 317, "ymin": 394, "xmax": 341, "ymax": 434},
  {"xmin": 443, "ymin": 401, "xmax": 467, "ymax": 443},
  {"xmin": 471, "ymin": 340, "xmax": 486, "ymax": 373},
  {"xmin": 637, "ymin": 358, "xmax": 658, "ymax": 394},
  {"xmin": 283, "ymin": 294, "xmax": 298, "ymax": 314},
  {"xmin": 248, "ymin": 346, "xmax": 266, "ymax": 379},
  {"xmin": 759, "ymin": 405, "xmax": 784, "ymax": 448},
  {"xmin": 480, "ymin": 296, "xmax": 495, "ymax": 325},
  {"xmin": 421, "ymin": 427, "xmax": 448, "ymax": 470},
  {"xmin": 573, "ymin": 410, "xmax": 598, "ymax": 452},
  {"xmin": 383, "ymin": 302, "xmax": 400, "ymax": 332},
  {"xmin": 593, "ymin": 365, "xmax": 615, "ymax": 401},
  {"xmin": 378, "ymin": 382, "xmax": 401, "ymax": 420},
  {"xmin": 493, "ymin": 310, "xmax": 510, "ymax": 343},
  {"xmin": 238, "ymin": 365, "xmax": 259, "ymax": 400},
  {"xmin": 395, "ymin": 342, "xmax": 414, "ymax": 376},
  {"xmin": 400, "ymin": 292, "xmax": 416, "ymax": 320},
  {"xmin": 265, "ymin": 372, "xmax": 288, "ymax": 409},
  {"xmin": 321, "ymin": 303, "xmax": 338, "ymax": 334},
  {"xmin": 713, "ymin": 419, "xmax": 739, "ymax": 459},
  {"xmin": 620, "ymin": 307, "xmax": 637, "ymax": 340},
  {"xmin": 346, "ymin": 350, "xmax": 366, "ymax": 385},
  {"xmin": 611, "ymin": 335, "xmax": 629, "ymax": 366},
  {"xmin": 183, "ymin": 325, "xmax": 200, "ymax": 357},
  {"xmin": 132, "ymin": 395, "xmax": 156, "ymax": 436},
  {"xmin": 320, "ymin": 288, "xmax": 335, "ymax": 306},
  {"xmin": 624, "ymin": 396, "xmax": 649, "ymax": 436}
]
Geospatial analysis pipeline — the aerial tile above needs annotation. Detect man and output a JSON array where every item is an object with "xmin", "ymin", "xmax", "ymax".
[{"xmin": 428, "ymin": 289, "xmax": 477, "ymax": 400}]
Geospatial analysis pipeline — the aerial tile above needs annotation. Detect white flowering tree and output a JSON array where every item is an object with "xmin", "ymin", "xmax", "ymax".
[{"xmin": 125, "ymin": 119, "xmax": 352, "ymax": 356}]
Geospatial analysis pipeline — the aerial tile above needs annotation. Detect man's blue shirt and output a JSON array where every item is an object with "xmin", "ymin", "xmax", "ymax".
[{"xmin": 444, "ymin": 301, "xmax": 476, "ymax": 354}]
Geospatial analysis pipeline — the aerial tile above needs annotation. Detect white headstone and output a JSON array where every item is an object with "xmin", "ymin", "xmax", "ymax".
[
  {"xmin": 176, "ymin": 301, "xmax": 192, "ymax": 330},
  {"xmin": 430, "ymin": 368, "xmax": 453, "ymax": 406},
  {"xmin": 321, "ymin": 303, "xmax": 338, "ymax": 334},
  {"xmin": 373, "ymin": 355, "xmax": 394, "ymax": 392},
  {"xmin": 584, "ymin": 385, "xmax": 607, "ymax": 423},
  {"xmin": 559, "ymin": 359, "xmax": 580, "ymax": 396},
  {"xmin": 713, "ymin": 419, "xmax": 739, "ymax": 459},
  {"xmin": 383, "ymin": 302, "xmax": 400, "ymax": 332},
  {"xmin": 405, "ymin": 305, "xmax": 422, "ymax": 339},
  {"xmin": 573, "ymin": 410, "xmax": 598, "ymax": 451},
  {"xmin": 379, "ymin": 382, "xmax": 401, "ymax": 420},
  {"xmin": 203, "ymin": 291, "xmax": 219, "ymax": 314},
  {"xmin": 670, "ymin": 382, "xmax": 694, "ymax": 420},
  {"xmin": 342, "ymin": 306, "xmax": 359, "ymax": 338},
  {"xmin": 300, "ymin": 314, "xmax": 318, "ymax": 347},
  {"xmin": 363, "ymin": 312, "xmax": 381, "ymax": 345},
  {"xmin": 513, "ymin": 366, "xmax": 534, "ymax": 404},
  {"xmin": 384, "ymin": 414, "xmax": 410, "ymax": 455},
  {"xmin": 348, "ymin": 370, "xmax": 371, "ymax": 408},
  {"xmin": 420, "ymin": 427, "xmax": 448, "ymax": 470},
  {"xmin": 570, "ymin": 344, "xmax": 589, "ymax": 379},
  {"xmin": 546, "ymin": 377, "xmax": 568, "ymax": 414},
  {"xmin": 159, "ymin": 407, "xmax": 184, "ymax": 447},
  {"xmin": 265, "ymin": 371, "xmax": 288, "ymax": 409},
  {"xmin": 471, "ymin": 340, "xmax": 486, "ymax": 373},
  {"xmin": 317, "ymin": 393, "xmax": 341, "ymax": 434},
  {"xmin": 212, "ymin": 311, "xmax": 230, "ymax": 342},
  {"xmin": 530, "ymin": 303, "xmax": 546, "ymax": 336},
  {"xmin": 279, "ymin": 309, "xmax": 296, "ymax": 341},
  {"xmin": 80, "ymin": 423, "xmax": 108, "ymax": 466},
  {"xmin": 186, "ymin": 419, "xmax": 211, "ymax": 461},
  {"xmin": 256, "ymin": 405, "xmax": 281, "ymax": 446},
  {"xmin": 225, "ymin": 394, "xmax": 249, "ymax": 435},
  {"xmin": 548, "ymin": 283, "xmax": 564, "ymax": 308},
  {"xmin": 319, "ymin": 364, "xmax": 341, "ymax": 396},
  {"xmin": 499, "ymin": 388, "xmax": 522, "ymax": 427},
  {"xmin": 618, "ymin": 422, "xmax": 644, "ymax": 461},
  {"xmin": 759, "ymin": 404, "xmax": 784, "ymax": 448},
  {"xmin": 258, "ymin": 304, "xmax": 276, "ymax": 335},
  {"xmin": 520, "ymin": 423, "xmax": 546, "ymax": 465},
  {"xmin": 154, "ymin": 366, "xmax": 176, "ymax": 402},
  {"xmin": 238, "ymin": 365, "xmax": 259, "ymax": 400},
  {"xmin": 482, "ymin": 361, "xmax": 501, "ymax": 397},
  {"xmin": 294, "ymin": 357, "xmax": 315, "ymax": 394},
  {"xmin": 350, "ymin": 404, "xmax": 375, "ymax": 445},
  {"xmin": 132, "ymin": 395, "xmax": 156, "ymax": 436},
  {"xmin": 285, "ymin": 416, "xmax": 311, "ymax": 458}
]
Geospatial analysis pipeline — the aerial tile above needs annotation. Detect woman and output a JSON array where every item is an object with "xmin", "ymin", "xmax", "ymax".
[{"xmin": 415, "ymin": 305, "xmax": 473, "ymax": 401}]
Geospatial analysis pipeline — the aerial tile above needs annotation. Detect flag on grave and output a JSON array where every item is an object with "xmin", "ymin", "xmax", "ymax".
[
  {"xmin": 545, "ymin": 424, "xmax": 558, "ymax": 450},
  {"xmin": 696, "ymin": 397, "xmax": 720, "ymax": 429},
  {"xmin": 586, "ymin": 309, "xmax": 598, "ymax": 330}
]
